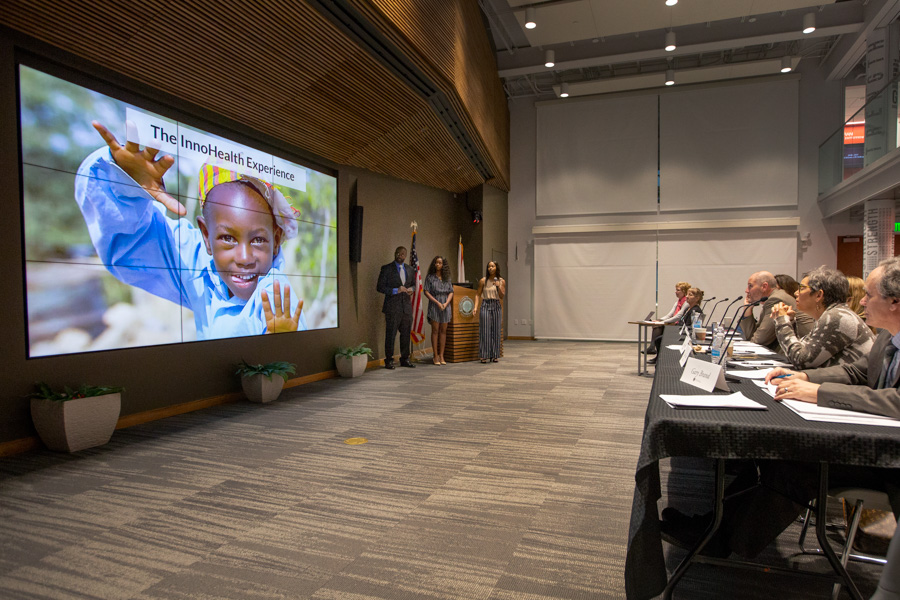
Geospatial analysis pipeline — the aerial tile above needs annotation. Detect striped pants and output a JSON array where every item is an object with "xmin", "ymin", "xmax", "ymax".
[{"xmin": 479, "ymin": 299, "xmax": 502, "ymax": 359}]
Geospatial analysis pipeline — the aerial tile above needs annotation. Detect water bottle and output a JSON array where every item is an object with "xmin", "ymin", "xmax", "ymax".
[
  {"xmin": 691, "ymin": 313, "xmax": 702, "ymax": 342},
  {"xmin": 710, "ymin": 326, "xmax": 726, "ymax": 362}
]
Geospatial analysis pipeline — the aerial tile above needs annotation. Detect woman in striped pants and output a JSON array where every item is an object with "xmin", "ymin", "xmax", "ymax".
[{"xmin": 475, "ymin": 261, "xmax": 505, "ymax": 363}]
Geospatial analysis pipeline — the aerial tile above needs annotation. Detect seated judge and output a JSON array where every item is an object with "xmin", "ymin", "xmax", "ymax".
[
  {"xmin": 740, "ymin": 270, "xmax": 814, "ymax": 351},
  {"xmin": 771, "ymin": 266, "xmax": 874, "ymax": 370},
  {"xmin": 647, "ymin": 287, "xmax": 703, "ymax": 364},
  {"xmin": 661, "ymin": 261, "xmax": 900, "ymax": 559},
  {"xmin": 644, "ymin": 281, "xmax": 691, "ymax": 355}
]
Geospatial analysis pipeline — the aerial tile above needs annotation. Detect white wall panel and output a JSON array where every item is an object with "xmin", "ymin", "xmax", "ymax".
[
  {"xmin": 660, "ymin": 79, "xmax": 799, "ymax": 211},
  {"xmin": 657, "ymin": 229, "xmax": 798, "ymax": 326},
  {"xmin": 534, "ymin": 232, "xmax": 657, "ymax": 340},
  {"xmin": 536, "ymin": 95, "xmax": 659, "ymax": 216}
]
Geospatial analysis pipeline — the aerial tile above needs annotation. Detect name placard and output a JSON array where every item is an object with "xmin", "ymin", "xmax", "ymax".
[
  {"xmin": 680, "ymin": 357, "xmax": 729, "ymax": 392},
  {"xmin": 679, "ymin": 338, "xmax": 693, "ymax": 366}
]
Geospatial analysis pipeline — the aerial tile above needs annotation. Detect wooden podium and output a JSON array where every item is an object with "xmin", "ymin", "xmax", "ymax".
[{"xmin": 444, "ymin": 285, "xmax": 503, "ymax": 363}]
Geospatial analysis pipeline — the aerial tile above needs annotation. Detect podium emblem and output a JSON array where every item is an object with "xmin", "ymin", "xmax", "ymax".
[{"xmin": 458, "ymin": 296, "xmax": 475, "ymax": 317}]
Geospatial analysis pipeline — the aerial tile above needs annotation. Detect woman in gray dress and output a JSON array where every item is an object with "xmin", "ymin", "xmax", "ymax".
[{"xmin": 424, "ymin": 256, "xmax": 453, "ymax": 365}]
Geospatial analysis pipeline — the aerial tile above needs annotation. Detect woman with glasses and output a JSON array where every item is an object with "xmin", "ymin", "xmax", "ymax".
[{"xmin": 770, "ymin": 266, "xmax": 875, "ymax": 369}]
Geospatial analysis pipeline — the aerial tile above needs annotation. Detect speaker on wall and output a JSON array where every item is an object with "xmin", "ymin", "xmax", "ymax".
[{"xmin": 349, "ymin": 205, "xmax": 363, "ymax": 263}]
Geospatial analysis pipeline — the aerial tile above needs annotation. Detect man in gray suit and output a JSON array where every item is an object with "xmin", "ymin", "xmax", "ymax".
[{"xmin": 740, "ymin": 270, "xmax": 815, "ymax": 351}]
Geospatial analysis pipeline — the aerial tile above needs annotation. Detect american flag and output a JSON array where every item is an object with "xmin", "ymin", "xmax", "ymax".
[{"xmin": 409, "ymin": 229, "xmax": 425, "ymax": 344}]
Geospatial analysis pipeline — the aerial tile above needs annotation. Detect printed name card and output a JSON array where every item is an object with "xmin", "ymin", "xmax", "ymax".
[
  {"xmin": 679, "ymin": 337, "xmax": 693, "ymax": 366},
  {"xmin": 680, "ymin": 357, "xmax": 729, "ymax": 392}
]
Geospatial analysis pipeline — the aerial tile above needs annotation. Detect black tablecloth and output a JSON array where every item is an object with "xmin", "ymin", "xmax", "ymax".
[{"xmin": 624, "ymin": 329, "xmax": 900, "ymax": 599}]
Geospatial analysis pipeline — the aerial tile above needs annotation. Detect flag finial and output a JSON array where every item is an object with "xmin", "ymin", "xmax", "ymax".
[{"xmin": 410, "ymin": 221, "xmax": 418, "ymax": 232}]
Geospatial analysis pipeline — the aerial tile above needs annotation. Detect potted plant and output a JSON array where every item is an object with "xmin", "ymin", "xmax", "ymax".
[
  {"xmin": 235, "ymin": 360, "xmax": 296, "ymax": 403},
  {"xmin": 335, "ymin": 343, "xmax": 373, "ymax": 378},
  {"xmin": 28, "ymin": 383, "xmax": 123, "ymax": 452}
]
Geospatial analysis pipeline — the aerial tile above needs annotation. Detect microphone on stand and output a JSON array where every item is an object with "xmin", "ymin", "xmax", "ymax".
[
  {"xmin": 699, "ymin": 297, "xmax": 716, "ymax": 320},
  {"xmin": 716, "ymin": 296, "xmax": 745, "ymax": 332},
  {"xmin": 717, "ymin": 296, "xmax": 768, "ymax": 365},
  {"xmin": 703, "ymin": 297, "xmax": 729, "ymax": 327}
]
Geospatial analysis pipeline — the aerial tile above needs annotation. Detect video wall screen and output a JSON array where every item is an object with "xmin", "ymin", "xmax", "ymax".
[{"xmin": 19, "ymin": 65, "xmax": 338, "ymax": 357}]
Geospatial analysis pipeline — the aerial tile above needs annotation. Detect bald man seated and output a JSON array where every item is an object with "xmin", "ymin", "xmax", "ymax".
[{"xmin": 740, "ymin": 270, "xmax": 815, "ymax": 351}]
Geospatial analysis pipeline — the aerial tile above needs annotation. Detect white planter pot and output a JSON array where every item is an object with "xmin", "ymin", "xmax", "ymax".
[
  {"xmin": 335, "ymin": 354, "xmax": 368, "ymax": 378},
  {"xmin": 241, "ymin": 374, "xmax": 285, "ymax": 403},
  {"xmin": 30, "ymin": 393, "xmax": 121, "ymax": 452}
]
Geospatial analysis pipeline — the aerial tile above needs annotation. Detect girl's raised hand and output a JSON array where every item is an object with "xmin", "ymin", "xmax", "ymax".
[
  {"xmin": 92, "ymin": 120, "xmax": 186, "ymax": 216},
  {"xmin": 261, "ymin": 280, "xmax": 304, "ymax": 334}
]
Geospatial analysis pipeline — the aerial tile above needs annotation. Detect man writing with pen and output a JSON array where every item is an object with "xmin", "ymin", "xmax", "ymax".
[{"xmin": 661, "ymin": 257, "xmax": 900, "ymax": 559}]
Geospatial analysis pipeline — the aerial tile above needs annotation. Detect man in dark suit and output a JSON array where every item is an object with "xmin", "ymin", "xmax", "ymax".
[
  {"xmin": 377, "ymin": 246, "xmax": 416, "ymax": 369},
  {"xmin": 660, "ymin": 258, "xmax": 900, "ymax": 558}
]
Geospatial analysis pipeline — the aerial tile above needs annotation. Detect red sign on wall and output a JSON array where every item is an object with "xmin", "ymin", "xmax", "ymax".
[{"xmin": 844, "ymin": 122, "xmax": 865, "ymax": 144}]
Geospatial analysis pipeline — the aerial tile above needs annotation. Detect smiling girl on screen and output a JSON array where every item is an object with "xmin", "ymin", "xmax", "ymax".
[{"xmin": 74, "ymin": 120, "xmax": 306, "ymax": 340}]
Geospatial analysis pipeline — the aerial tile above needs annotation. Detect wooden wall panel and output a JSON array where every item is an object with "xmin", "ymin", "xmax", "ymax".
[
  {"xmin": 354, "ymin": 0, "xmax": 510, "ymax": 191},
  {"xmin": 0, "ymin": 0, "xmax": 504, "ymax": 194}
]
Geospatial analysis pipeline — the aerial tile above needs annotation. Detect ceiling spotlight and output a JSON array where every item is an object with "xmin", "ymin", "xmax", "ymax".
[
  {"xmin": 545, "ymin": 49, "xmax": 555, "ymax": 68},
  {"xmin": 665, "ymin": 31, "xmax": 676, "ymax": 52},
  {"xmin": 802, "ymin": 12, "xmax": 815, "ymax": 34},
  {"xmin": 665, "ymin": 69, "xmax": 675, "ymax": 86},
  {"xmin": 559, "ymin": 82, "xmax": 570, "ymax": 98},
  {"xmin": 665, "ymin": 0, "xmax": 678, "ymax": 5},
  {"xmin": 781, "ymin": 56, "xmax": 793, "ymax": 73},
  {"xmin": 525, "ymin": 7, "xmax": 536, "ymax": 29}
]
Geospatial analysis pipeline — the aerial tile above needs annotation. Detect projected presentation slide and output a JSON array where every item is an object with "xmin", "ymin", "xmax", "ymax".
[{"xmin": 19, "ymin": 65, "xmax": 337, "ymax": 357}]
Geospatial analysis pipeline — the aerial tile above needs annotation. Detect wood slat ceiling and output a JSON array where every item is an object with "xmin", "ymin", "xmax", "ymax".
[{"xmin": 1, "ymin": 0, "xmax": 510, "ymax": 194}]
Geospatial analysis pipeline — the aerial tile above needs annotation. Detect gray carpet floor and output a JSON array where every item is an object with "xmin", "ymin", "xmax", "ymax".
[{"xmin": 0, "ymin": 341, "xmax": 887, "ymax": 599}]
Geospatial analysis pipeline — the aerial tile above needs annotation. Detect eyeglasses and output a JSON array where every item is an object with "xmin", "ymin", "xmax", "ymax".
[{"xmin": 798, "ymin": 284, "xmax": 810, "ymax": 291}]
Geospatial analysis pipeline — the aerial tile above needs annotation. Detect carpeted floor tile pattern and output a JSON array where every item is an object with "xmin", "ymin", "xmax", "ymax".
[{"xmin": 0, "ymin": 340, "xmax": 887, "ymax": 599}]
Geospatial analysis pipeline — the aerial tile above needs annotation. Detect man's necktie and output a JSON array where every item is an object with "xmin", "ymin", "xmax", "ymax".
[{"xmin": 878, "ymin": 343, "xmax": 899, "ymax": 389}]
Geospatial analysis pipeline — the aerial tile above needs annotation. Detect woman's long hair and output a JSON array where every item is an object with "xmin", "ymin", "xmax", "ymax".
[
  {"xmin": 428, "ymin": 256, "xmax": 451, "ymax": 281},
  {"xmin": 485, "ymin": 261, "xmax": 501, "ymax": 280}
]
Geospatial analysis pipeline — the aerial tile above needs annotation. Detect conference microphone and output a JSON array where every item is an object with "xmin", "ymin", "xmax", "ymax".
[
  {"xmin": 699, "ymin": 297, "xmax": 715, "ymax": 318},
  {"xmin": 703, "ymin": 297, "xmax": 729, "ymax": 327},
  {"xmin": 717, "ymin": 296, "xmax": 768, "ymax": 365},
  {"xmin": 715, "ymin": 296, "xmax": 745, "ymax": 333}
]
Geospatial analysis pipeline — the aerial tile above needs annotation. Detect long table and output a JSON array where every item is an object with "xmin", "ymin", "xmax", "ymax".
[{"xmin": 624, "ymin": 328, "xmax": 900, "ymax": 599}]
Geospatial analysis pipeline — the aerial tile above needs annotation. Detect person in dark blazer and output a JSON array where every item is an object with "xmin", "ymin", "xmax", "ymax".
[{"xmin": 376, "ymin": 246, "xmax": 416, "ymax": 369}]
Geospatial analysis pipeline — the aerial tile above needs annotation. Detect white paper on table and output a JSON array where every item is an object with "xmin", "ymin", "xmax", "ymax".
[
  {"xmin": 726, "ymin": 368, "xmax": 774, "ymax": 380},
  {"xmin": 666, "ymin": 344, "xmax": 685, "ymax": 350},
  {"xmin": 730, "ymin": 360, "xmax": 792, "ymax": 368},
  {"xmin": 660, "ymin": 392, "xmax": 767, "ymax": 410},
  {"xmin": 780, "ymin": 399, "xmax": 900, "ymax": 427},
  {"xmin": 732, "ymin": 342, "xmax": 775, "ymax": 355},
  {"xmin": 752, "ymin": 379, "xmax": 777, "ymax": 397}
]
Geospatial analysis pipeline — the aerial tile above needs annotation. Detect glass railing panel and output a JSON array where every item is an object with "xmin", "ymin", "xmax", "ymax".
[{"xmin": 818, "ymin": 78, "xmax": 900, "ymax": 194}]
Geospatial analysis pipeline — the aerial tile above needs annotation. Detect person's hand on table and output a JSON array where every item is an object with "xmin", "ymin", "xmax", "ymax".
[{"xmin": 764, "ymin": 368, "xmax": 818, "ymax": 404}]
